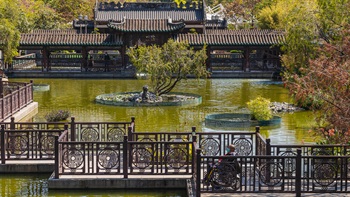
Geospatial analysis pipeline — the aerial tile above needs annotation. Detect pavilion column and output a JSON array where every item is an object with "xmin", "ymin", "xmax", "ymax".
[
  {"xmin": 206, "ymin": 46, "xmax": 211, "ymax": 72},
  {"xmin": 81, "ymin": 47, "xmax": 88, "ymax": 71},
  {"xmin": 42, "ymin": 47, "xmax": 49, "ymax": 72},
  {"xmin": 121, "ymin": 45, "xmax": 127, "ymax": 69},
  {"xmin": 243, "ymin": 47, "xmax": 251, "ymax": 72}
]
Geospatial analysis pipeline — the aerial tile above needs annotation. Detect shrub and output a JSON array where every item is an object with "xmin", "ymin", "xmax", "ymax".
[
  {"xmin": 247, "ymin": 97, "xmax": 272, "ymax": 121},
  {"xmin": 45, "ymin": 110, "xmax": 70, "ymax": 122}
]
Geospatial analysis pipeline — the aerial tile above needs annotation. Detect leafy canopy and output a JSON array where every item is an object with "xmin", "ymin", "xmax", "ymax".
[
  {"xmin": 127, "ymin": 39, "xmax": 208, "ymax": 96},
  {"xmin": 286, "ymin": 27, "xmax": 350, "ymax": 144},
  {"xmin": 247, "ymin": 96, "xmax": 272, "ymax": 121}
]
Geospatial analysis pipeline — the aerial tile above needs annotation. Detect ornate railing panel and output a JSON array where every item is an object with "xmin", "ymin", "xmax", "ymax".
[
  {"xmin": 197, "ymin": 132, "xmax": 255, "ymax": 156},
  {"xmin": 129, "ymin": 141, "xmax": 193, "ymax": 175},
  {"xmin": 74, "ymin": 122, "xmax": 133, "ymax": 142},
  {"xmin": 58, "ymin": 141, "xmax": 123, "ymax": 175},
  {"xmin": 1, "ymin": 129, "xmax": 64, "ymax": 161},
  {"xmin": 301, "ymin": 155, "xmax": 350, "ymax": 192}
]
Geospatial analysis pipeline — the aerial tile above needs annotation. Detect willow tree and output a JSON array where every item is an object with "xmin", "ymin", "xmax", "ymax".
[{"xmin": 127, "ymin": 39, "xmax": 208, "ymax": 96}]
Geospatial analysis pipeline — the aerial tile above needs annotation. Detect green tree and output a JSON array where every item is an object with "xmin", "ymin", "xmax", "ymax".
[
  {"xmin": 23, "ymin": 0, "xmax": 62, "ymax": 30},
  {"xmin": 247, "ymin": 96, "xmax": 272, "ymax": 121},
  {"xmin": 127, "ymin": 39, "xmax": 208, "ymax": 96},
  {"xmin": 225, "ymin": 0, "xmax": 262, "ymax": 29},
  {"xmin": 0, "ymin": 0, "xmax": 29, "ymax": 63},
  {"xmin": 47, "ymin": 0, "xmax": 95, "ymax": 23},
  {"xmin": 286, "ymin": 27, "xmax": 350, "ymax": 144}
]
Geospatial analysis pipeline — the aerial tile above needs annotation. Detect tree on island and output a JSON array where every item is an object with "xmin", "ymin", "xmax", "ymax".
[{"xmin": 127, "ymin": 39, "xmax": 209, "ymax": 96}]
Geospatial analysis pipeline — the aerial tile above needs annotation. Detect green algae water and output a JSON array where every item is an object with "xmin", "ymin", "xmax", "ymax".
[
  {"xmin": 4, "ymin": 78, "xmax": 317, "ymax": 196},
  {"xmin": 11, "ymin": 78, "xmax": 315, "ymax": 144}
]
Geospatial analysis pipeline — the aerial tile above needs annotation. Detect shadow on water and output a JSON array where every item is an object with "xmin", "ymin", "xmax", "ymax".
[{"xmin": 0, "ymin": 174, "xmax": 186, "ymax": 197}]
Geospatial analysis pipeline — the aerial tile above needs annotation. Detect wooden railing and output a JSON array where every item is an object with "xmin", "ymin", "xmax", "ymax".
[
  {"xmin": 2, "ymin": 119, "xmax": 350, "ymax": 196},
  {"xmin": 0, "ymin": 124, "xmax": 67, "ymax": 164},
  {"xmin": 0, "ymin": 81, "xmax": 33, "ymax": 122},
  {"xmin": 198, "ymin": 151, "xmax": 350, "ymax": 195}
]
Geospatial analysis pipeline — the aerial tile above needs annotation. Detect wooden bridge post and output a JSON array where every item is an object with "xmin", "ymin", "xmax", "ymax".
[
  {"xmin": 1, "ymin": 125, "xmax": 5, "ymax": 164},
  {"xmin": 123, "ymin": 135, "xmax": 128, "ymax": 178},
  {"xmin": 191, "ymin": 126, "xmax": 196, "ymax": 142},
  {"xmin": 10, "ymin": 117, "xmax": 15, "ymax": 130},
  {"xmin": 0, "ymin": 94, "xmax": 3, "ymax": 121},
  {"xmin": 54, "ymin": 135, "xmax": 59, "ymax": 179},
  {"xmin": 296, "ymin": 149, "xmax": 302, "ymax": 197},
  {"xmin": 191, "ymin": 126, "xmax": 197, "ymax": 174},
  {"xmin": 30, "ymin": 80, "xmax": 34, "ymax": 103},
  {"xmin": 70, "ymin": 117, "xmax": 76, "ymax": 141},
  {"xmin": 128, "ymin": 126, "xmax": 133, "ymax": 142},
  {"xmin": 195, "ymin": 148, "xmax": 201, "ymax": 197},
  {"xmin": 17, "ymin": 86, "xmax": 20, "ymax": 109},
  {"xmin": 0, "ymin": 81, "xmax": 3, "ymax": 97},
  {"xmin": 255, "ymin": 126, "xmax": 260, "ymax": 155},
  {"xmin": 131, "ymin": 116, "xmax": 135, "ymax": 132},
  {"xmin": 266, "ymin": 138, "xmax": 271, "ymax": 156},
  {"xmin": 266, "ymin": 138, "xmax": 271, "ymax": 184}
]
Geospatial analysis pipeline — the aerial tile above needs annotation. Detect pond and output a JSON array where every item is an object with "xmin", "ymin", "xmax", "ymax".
[
  {"xmin": 6, "ymin": 78, "xmax": 317, "ymax": 196},
  {"xmin": 11, "ymin": 78, "xmax": 315, "ymax": 145}
]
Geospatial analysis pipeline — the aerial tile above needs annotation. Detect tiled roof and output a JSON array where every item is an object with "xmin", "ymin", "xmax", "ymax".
[
  {"xmin": 177, "ymin": 29, "xmax": 285, "ymax": 46},
  {"xmin": 96, "ymin": 10, "xmax": 204, "ymax": 22},
  {"xmin": 20, "ymin": 30, "xmax": 123, "ymax": 46},
  {"xmin": 108, "ymin": 19, "xmax": 185, "ymax": 32}
]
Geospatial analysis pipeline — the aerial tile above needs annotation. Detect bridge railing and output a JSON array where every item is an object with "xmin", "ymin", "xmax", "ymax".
[
  {"xmin": 2, "ymin": 116, "xmax": 135, "ymax": 142},
  {"xmin": 0, "ymin": 124, "xmax": 67, "ymax": 164},
  {"xmin": 54, "ymin": 134, "xmax": 195, "ymax": 178},
  {"xmin": 197, "ymin": 150, "xmax": 350, "ymax": 195},
  {"xmin": 0, "ymin": 81, "xmax": 33, "ymax": 122}
]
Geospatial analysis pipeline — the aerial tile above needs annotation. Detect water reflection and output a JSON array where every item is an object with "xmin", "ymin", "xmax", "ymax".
[{"xmin": 0, "ymin": 174, "xmax": 185, "ymax": 197}]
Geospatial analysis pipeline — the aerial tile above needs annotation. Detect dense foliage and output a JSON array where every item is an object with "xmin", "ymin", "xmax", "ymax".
[
  {"xmin": 0, "ymin": 0, "xmax": 95, "ymax": 63},
  {"xmin": 286, "ymin": 27, "xmax": 350, "ymax": 144},
  {"xmin": 45, "ymin": 110, "xmax": 71, "ymax": 122},
  {"xmin": 246, "ymin": 96, "xmax": 272, "ymax": 121},
  {"xmin": 127, "ymin": 39, "xmax": 208, "ymax": 96},
  {"xmin": 254, "ymin": 0, "xmax": 350, "ymax": 143}
]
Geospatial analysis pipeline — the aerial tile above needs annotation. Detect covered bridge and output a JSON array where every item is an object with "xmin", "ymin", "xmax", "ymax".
[{"xmin": 2, "ymin": 0, "xmax": 284, "ymax": 78}]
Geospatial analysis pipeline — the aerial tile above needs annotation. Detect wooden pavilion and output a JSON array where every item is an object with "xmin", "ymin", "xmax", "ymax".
[{"xmin": 2, "ymin": 0, "xmax": 284, "ymax": 77}]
